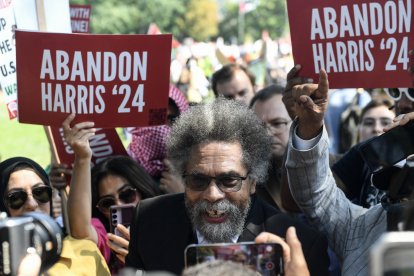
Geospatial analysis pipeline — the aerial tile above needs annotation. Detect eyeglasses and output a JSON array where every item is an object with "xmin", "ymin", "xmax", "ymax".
[
  {"xmin": 4, "ymin": 186, "xmax": 52, "ymax": 210},
  {"xmin": 264, "ymin": 120, "xmax": 292, "ymax": 134},
  {"xmin": 385, "ymin": 88, "xmax": 414, "ymax": 102},
  {"xmin": 182, "ymin": 173, "xmax": 249, "ymax": 193},
  {"xmin": 96, "ymin": 186, "xmax": 138, "ymax": 213}
]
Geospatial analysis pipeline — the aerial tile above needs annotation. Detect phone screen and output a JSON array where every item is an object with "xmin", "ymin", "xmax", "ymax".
[
  {"xmin": 184, "ymin": 242, "xmax": 284, "ymax": 276},
  {"xmin": 109, "ymin": 203, "xmax": 135, "ymax": 236},
  {"xmin": 359, "ymin": 121, "xmax": 414, "ymax": 173}
]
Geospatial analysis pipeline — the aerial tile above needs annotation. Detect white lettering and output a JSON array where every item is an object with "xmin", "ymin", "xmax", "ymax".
[
  {"xmin": 310, "ymin": 0, "xmax": 411, "ymax": 40},
  {"xmin": 40, "ymin": 83, "xmax": 106, "ymax": 114},
  {"xmin": 39, "ymin": 51, "xmax": 148, "ymax": 82},
  {"xmin": 311, "ymin": 9, "xmax": 324, "ymax": 39},
  {"xmin": 40, "ymin": 49, "xmax": 54, "ymax": 79}
]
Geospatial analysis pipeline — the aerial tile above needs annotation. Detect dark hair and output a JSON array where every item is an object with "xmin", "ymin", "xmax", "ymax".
[
  {"xmin": 0, "ymin": 157, "xmax": 53, "ymax": 216},
  {"xmin": 91, "ymin": 155, "xmax": 161, "ymax": 230},
  {"xmin": 249, "ymin": 84, "xmax": 285, "ymax": 108},
  {"xmin": 212, "ymin": 63, "xmax": 256, "ymax": 97},
  {"xmin": 167, "ymin": 98, "xmax": 271, "ymax": 183},
  {"xmin": 360, "ymin": 98, "xmax": 395, "ymax": 120}
]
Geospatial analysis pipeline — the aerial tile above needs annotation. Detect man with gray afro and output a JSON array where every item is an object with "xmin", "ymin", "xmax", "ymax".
[{"xmin": 126, "ymin": 98, "xmax": 329, "ymax": 276}]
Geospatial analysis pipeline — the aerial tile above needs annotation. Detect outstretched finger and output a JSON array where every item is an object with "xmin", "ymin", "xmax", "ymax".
[
  {"xmin": 115, "ymin": 224, "xmax": 130, "ymax": 240},
  {"xmin": 108, "ymin": 233, "xmax": 129, "ymax": 248},
  {"xmin": 17, "ymin": 249, "xmax": 41, "ymax": 276},
  {"xmin": 318, "ymin": 69, "xmax": 329, "ymax": 96},
  {"xmin": 71, "ymin": 121, "xmax": 95, "ymax": 132},
  {"xmin": 285, "ymin": 227, "xmax": 310, "ymax": 276},
  {"xmin": 286, "ymin": 227, "xmax": 306, "ymax": 265},
  {"xmin": 255, "ymin": 232, "xmax": 291, "ymax": 263},
  {"xmin": 286, "ymin": 64, "xmax": 301, "ymax": 81},
  {"xmin": 62, "ymin": 113, "xmax": 75, "ymax": 131}
]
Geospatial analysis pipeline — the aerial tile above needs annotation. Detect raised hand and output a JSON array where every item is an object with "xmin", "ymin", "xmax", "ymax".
[
  {"xmin": 62, "ymin": 113, "xmax": 96, "ymax": 159},
  {"xmin": 255, "ymin": 227, "xmax": 310, "ymax": 276},
  {"xmin": 292, "ymin": 69, "xmax": 329, "ymax": 139},
  {"xmin": 283, "ymin": 64, "xmax": 314, "ymax": 120}
]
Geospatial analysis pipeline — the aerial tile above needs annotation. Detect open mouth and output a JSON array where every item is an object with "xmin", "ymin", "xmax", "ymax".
[
  {"xmin": 206, "ymin": 209, "xmax": 225, "ymax": 217},
  {"xmin": 203, "ymin": 209, "xmax": 227, "ymax": 223}
]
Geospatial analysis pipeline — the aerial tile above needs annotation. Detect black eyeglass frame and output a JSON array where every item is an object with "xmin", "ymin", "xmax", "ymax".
[
  {"xmin": 96, "ymin": 186, "xmax": 138, "ymax": 213},
  {"xmin": 182, "ymin": 173, "xmax": 249, "ymax": 193},
  {"xmin": 4, "ymin": 186, "xmax": 53, "ymax": 210}
]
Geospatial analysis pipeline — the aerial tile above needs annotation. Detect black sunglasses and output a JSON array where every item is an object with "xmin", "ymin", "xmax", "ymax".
[
  {"xmin": 5, "ymin": 186, "xmax": 52, "ymax": 210},
  {"xmin": 182, "ymin": 173, "xmax": 249, "ymax": 193},
  {"xmin": 96, "ymin": 186, "xmax": 138, "ymax": 213}
]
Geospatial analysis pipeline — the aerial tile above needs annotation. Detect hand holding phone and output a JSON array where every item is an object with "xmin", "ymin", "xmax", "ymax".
[
  {"xmin": 184, "ymin": 242, "xmax": 284, "ymax": 276},
  {"xmin": 109, "ymin": 203, "xmax": 135, "ymax": 237},
  {"xmin": 107, "ymin": 223, "xmax": 130, "ymax": 264}
]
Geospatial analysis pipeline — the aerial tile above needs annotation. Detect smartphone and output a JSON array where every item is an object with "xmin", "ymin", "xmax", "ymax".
[
  {"xmin": 184, "ymin": 242, "xmax": 284, "ymax": 275},
  {"xmin": 109, "ymin": 203, "xmax": 135, "ymax": 236},
  {"xmin": 370, "ymin": 232, "xmax": 414, "ymax": 276},
  {"xmin": 359, "ymin": 120, "xmax": 414, "ymax": 173}
]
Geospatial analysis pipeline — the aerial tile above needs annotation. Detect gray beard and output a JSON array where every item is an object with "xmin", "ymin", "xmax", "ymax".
[{"xmin": 185, "ymin": 197, "xmax": 251, "ymax": 243}]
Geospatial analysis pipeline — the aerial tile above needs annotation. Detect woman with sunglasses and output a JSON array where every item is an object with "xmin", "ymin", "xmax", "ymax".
[
  {"xmin": 63, "ymin": 114, "xmax": 161, "ymax": 273},
  {"xmin": 0, "ymin": 157, "xmax": 53, "ymax": 218}
]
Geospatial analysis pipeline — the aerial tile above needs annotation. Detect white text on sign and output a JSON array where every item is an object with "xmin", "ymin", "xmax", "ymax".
[
  {"xmin": 39, "ymin": 50, "xmax": 147, "ymax": 114},
  {"xmin": 310, "ymin": 0, "xmax": 411, "ymax": 73}
]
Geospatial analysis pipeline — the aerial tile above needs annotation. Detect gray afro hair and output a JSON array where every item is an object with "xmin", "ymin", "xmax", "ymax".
[{"xmin": 166, "ymin": 98, "xmax": 271, "ymax": 183}]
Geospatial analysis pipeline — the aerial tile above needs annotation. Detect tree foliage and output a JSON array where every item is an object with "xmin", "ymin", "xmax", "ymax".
[
  {"xmin": 177, "ymin": 0, "xmax": 219, "ymax": 41},
  {"xmin": 69, "ymin": 0, "xmax": 287, "ymax": 42},
  {"xmin": 244, "ymin": 0, "xmax": 287, "ymax": 40}
]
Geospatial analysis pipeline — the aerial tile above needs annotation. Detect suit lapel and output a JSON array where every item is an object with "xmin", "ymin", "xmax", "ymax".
[{"xmin": 238, "ymin": 195, "xmax": 265, "ymax": 242}]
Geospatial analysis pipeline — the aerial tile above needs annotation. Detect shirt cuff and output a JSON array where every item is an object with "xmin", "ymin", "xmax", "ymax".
[{"xmin": 292, "ymin": 125, "xmax": 322, "ymax": 150}]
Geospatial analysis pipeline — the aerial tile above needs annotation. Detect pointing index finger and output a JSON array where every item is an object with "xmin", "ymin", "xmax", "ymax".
[
  {"xmin": 318, "ymin": 69, "xmax": 329, "ymax": 95},
  {"xmin": 62, "ymin": 113, "xmax": 75, "ymax": 130}
]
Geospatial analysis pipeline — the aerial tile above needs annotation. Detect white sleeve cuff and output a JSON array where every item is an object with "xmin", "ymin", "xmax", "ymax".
[{"xmin": 292, "ymin": 125, "xmax": 322, "ymax": 150}]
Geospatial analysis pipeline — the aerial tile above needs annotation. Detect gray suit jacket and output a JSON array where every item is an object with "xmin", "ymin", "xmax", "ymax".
[{"xmin": 285, "ymin": 121, "xmax": 387, "ymax": 276}]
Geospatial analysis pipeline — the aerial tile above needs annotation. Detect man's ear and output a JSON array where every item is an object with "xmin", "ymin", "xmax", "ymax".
[{"xmin": 249, "ymin": 180, "xmax": 256, "ymax": 195}]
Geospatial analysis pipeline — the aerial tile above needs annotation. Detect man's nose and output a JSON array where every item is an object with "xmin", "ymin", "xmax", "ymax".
[{"xmin": 202, "ymin": 181, "xmax": 225, "ymax": 202}]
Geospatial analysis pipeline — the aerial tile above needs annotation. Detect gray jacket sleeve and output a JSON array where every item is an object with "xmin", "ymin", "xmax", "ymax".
[{"xmin": 285, "ymin": 121, "xmax": 385, "ymax": 262}]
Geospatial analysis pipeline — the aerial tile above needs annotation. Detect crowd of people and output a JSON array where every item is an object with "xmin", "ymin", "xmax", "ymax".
[{"xmin": 1, "ymin": 34, "xmax": 414, "ymax": 276}]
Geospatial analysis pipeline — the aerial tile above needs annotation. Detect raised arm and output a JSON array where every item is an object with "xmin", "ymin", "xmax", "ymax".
[{"xmin": 63, "ymin": 114, "xmax": 98, "ymax": 243}]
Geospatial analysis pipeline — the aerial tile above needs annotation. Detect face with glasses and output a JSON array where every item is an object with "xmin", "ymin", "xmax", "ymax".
[
  {"xmin": 5, "ymin": 169, "xmax": 51, "ymax": 217},
  {"xmin": 184, "ymin": 142, "xmax": 255, "ymax": 243},
  {"xmin": 96, "ymin": 174, "xmax": 141, "ymax": 219},
  {"xmin": 358, "ymin": 105, "xmax": 395, "ymax": 142},
  {"xmin": 252, "ymin": 94, "xmax": 292, "ymax": 159}
]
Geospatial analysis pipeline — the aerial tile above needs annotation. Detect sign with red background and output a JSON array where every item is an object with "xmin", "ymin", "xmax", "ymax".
[
  {"xmin": 287, "ymin": 0, "xmax": 414, "ymax": 88},
  {"xmin": 16, "ymin": 30, "xmax": 172, "ymax": 127},
  {"xmin": 49, "ymin": 126, "xmax": 127, "ymax": 168}
]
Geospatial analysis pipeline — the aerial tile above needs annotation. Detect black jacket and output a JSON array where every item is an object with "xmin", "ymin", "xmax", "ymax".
[{"xmin": 125, "ymin": 193, "xmax": 329, "ymax": 275}]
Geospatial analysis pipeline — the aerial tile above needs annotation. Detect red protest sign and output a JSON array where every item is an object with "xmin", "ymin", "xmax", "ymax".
[
  {"xmin": 70, "ymin": 4, "xmax": 91, "ymax": 33},
  {"xmin": 49, "ymin": 126, "xmax": 127, "ymax": 168},
  {"xmin": 287, "ymin": 0, "xmax": 414, "ymax": 88},
  {"xmin": 16, "ymin": 30, "xmax": 172, "ymax": 127}
]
